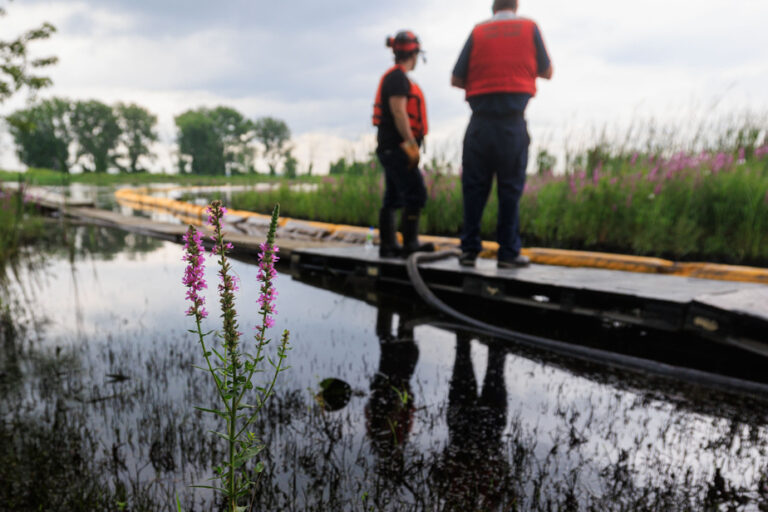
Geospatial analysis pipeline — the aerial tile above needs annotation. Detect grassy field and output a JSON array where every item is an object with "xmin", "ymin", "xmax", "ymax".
[{"xmin": 0, "ymin": 167, "xmax": 290, "ymax": 187}]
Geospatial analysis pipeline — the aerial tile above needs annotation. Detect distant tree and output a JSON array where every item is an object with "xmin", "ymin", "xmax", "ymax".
[
  {"xmin": 535, "ymin": 149, "xmax": 557, "ymax": 176},
  {"xmin": 208, "ymin": 106, "xmax": 253, "ymax": 174},
  {"xmin": 115, "ymin": 103, "xmax": 158, "ymax": 173},
  {"xmin": 253, "ymin": 116, "xmax": 290, "ymax": 176},
  {"xmin": 282, "ymin": 147, "xmax": 298, "ymax": 178},
  {"xmin": 0, "ymin": 4, "xmax": 57, "ymax": 104},
  {"xmin": 71, "ymin": 99, "xmax": 121, "ymax": 173},
  {"xmin": 175, "ymin": 106, "xmax": 252, "ymax": 175},
  {"xmin": 5, "ymin": 97, "xmax": 73, "ymax": 172}
]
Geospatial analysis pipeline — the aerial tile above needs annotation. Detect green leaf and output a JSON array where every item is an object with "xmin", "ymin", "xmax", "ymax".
[
  {"xmin": 194, "ymin": 406, "xmax": 228, "ymax": 418},
  {"xmin": 209, "ymin": 430, "xmax": 234, "ymax": 442}
]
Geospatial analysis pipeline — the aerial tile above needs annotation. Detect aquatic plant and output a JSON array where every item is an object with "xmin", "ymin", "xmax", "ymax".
[{"xmin": 183, "ymin": 200, "xmax": 289, "ymax": 511}]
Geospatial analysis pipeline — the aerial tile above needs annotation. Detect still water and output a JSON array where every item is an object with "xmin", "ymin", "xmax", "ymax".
[{"xmin": 2, "ymin": 223, "xmax": 768, "ymax": 511}]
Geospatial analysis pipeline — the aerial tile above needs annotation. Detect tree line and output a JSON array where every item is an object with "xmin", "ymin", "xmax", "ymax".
[{"xmin": 4, "ymin": 99, "xmax": 294, "ymax": 175}]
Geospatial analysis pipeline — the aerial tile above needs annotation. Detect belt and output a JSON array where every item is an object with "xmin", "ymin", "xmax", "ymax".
[{"xmin": 471, "ymin": 110, "xmax": 525, "ymax": 119}]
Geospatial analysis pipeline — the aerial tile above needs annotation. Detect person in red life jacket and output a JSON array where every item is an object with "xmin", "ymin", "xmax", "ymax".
[
  {"xmin": 372, "ymin": 30, "xmax": 434, "ymax": 258},
  {"xmin": 451, "ymin": 0, "xmax": 553, "ymax": 268}
]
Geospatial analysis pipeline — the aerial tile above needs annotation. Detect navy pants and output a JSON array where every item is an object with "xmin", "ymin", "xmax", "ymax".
[
  {"xmin": 460, "ymin": 115, "xmax": 529, "ymax": 260},
  {"xmin": 377, "ymin": 147, "xmax": 427, "ymax": 210}
]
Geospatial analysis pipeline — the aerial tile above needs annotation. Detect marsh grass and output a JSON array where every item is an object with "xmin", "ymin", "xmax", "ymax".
[{"xmin": 226, "ymin": 126, "xmax": 768, "ymax": 264}]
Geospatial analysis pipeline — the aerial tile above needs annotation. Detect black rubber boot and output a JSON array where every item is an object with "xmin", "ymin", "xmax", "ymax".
[
  {"xmin": 400, "ymin": 208, "xmax": 435, "ymax": 256},
  {"xmin": 378, "ymin": 208, "xmax": 402, "ymax": 258}
]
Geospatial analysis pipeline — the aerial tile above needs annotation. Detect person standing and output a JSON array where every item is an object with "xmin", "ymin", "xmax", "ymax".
[
  {"xmin": 373, "ymin": 31, "xmax": 434, "ymax": 258},
  {"xmin": 451, "ymin": 0, "xmax": 553, "ymax": 268}
]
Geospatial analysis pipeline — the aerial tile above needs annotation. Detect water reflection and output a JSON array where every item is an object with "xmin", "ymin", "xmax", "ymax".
[
  {"xmin": 366, "ymin": 300, "xmax": 419, "ymax": 480},
  {"xmin": 433, "ymin": 333, "xmax": 509, "ymax": 510},
  {"xmin": 4, "ymin": 225, "xmax": 768, "ymax": 510}
]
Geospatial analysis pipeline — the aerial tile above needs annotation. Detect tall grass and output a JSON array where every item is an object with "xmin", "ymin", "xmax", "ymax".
[
  {"xmin": 228, "ymin": 142, "xmax": 768, "ymax": 265},
  {"xmin": 0, "ymin": 180, "xmax": 45, "ymax": 274}
]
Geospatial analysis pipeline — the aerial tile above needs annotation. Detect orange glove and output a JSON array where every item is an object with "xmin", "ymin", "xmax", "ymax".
[{"xmin": 400, "ymin": 140, "xmax": 420, "ymax": 170}]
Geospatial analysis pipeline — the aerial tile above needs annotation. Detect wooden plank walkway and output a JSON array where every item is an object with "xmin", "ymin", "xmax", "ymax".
[{"xmin": 291, "ymin": 246, "xmax": 768, "ymax": 357}]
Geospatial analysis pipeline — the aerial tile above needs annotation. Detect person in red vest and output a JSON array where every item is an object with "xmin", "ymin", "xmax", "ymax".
[
  {"xmin": 372, "ymin": 31, "xmax": 434, "ymax": 258},
  {"xmin": 451, "ymin": 0, "xmax": 553, "ymax": 268}
]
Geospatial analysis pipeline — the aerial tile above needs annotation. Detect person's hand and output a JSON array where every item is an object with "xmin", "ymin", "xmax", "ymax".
[{"xmin": 400, "ymin": 140, "xmax": 420, "ymax": 170}]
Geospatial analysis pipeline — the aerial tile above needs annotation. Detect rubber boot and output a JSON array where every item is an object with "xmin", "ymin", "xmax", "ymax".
[
  {"xmin": 378, "ymin": 208, "xmax": 402, "ymax": 258},
  {"xmin": 400, "ymin": 208, "xmax": 435, "ymax": 256}
]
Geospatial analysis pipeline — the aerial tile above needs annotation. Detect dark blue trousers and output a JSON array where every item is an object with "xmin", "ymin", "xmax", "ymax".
[
  {"xmin": 377, "ymin": 147, "xmax": 427, "ymax": 210},
  {"xmin": 461, "ymin": 115, "xmax": 529, "ymax": 261}
]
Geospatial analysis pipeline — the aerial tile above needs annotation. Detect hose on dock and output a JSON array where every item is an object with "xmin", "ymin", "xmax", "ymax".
[{"xmin": 405, "ymin": 250, "xmax": 768, "ymax": 400}]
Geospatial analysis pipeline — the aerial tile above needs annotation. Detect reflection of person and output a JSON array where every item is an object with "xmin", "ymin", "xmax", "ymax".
[
  {"xmin": 451, "ymin": 0, "xmax": 553, "ymax": 268},
  {"xmin": 434, "ymin": 333, "xmax": 511, "ymax": 509},
  {"xmin": 373, "ymin": 30, "xmax": 434, "ymax": 258},
  {"xmin": 364, "ymin": 304, "xmax": 419, "ymax": 478}
]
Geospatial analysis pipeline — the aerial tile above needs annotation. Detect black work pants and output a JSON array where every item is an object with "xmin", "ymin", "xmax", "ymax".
[
  {"xmin": 377, "ymin": 147, "xmax": 427, "ymax": 210},
  {"xmin": 460, "ymin": 115, "xmax": 529, "ymax": 260}
]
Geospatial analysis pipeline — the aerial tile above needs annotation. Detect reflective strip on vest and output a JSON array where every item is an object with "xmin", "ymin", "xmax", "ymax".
[
  {"xmin": 465, "ymin": 18, "xmax": 538, "ymax": 99},
  {"xmin": 372, "ymin": 65, "xmax": 429, "ymax": 139}
]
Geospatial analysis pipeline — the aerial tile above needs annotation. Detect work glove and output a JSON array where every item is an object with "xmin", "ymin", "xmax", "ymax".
[{"xmin": 400, "ymin": 140, "xmax": 420, "ymax": 170}]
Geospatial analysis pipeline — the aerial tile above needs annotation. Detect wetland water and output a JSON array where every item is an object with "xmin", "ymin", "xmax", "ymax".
[{"xmin": 3, "ymin": 222, "xmax": 768, "ymax": 511}]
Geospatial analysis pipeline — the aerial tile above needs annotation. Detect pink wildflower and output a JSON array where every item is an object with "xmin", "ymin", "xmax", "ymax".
[
  {"xmin": 182, "ymin": 226, "xmax": 208, "ymax": 321},
  {"xmin": 254, "ymin": 207, "xmax": 282, "ymax": 343}
]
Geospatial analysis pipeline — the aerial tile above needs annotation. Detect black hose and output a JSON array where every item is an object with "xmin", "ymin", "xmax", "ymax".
[{"xmin": 406, "ymin": 250, "xmax": 768, "ymax": 399}]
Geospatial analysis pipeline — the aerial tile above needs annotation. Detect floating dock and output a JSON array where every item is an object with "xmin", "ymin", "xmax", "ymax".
[{"xmin": 290, "ymin": 246, "xmax": 768, "ymax": 358}]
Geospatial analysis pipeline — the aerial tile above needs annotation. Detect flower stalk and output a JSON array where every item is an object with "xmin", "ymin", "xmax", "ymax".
[{"xmin": 182, "ymin": 200, "xmax": 289, "ymax": 512}]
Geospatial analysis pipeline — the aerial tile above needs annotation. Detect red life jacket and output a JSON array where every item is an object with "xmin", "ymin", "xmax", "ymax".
[
  {"xmin": 465, "ymin": 18, "xmax": 538, "ymax": 99},
  {"xmin": 372, "ymin": 65, "xmax": 429, "ymax": 140}
]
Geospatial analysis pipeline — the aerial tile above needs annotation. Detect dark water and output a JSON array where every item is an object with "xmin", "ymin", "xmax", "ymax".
[{"xmin": 3, "ymin": 223, "xmax": 768, "ymax": 511}]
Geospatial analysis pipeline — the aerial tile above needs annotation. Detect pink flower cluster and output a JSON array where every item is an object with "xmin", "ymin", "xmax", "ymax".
[
  {"xmin": 182, "ymin": 226, "xmax": 208, "ymax": 320},
  {"xmin": 256, "ymin": 241, "xmax": 280, "ymax": 331}
]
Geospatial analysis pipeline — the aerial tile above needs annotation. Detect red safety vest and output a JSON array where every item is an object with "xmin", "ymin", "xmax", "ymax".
[
  {"xmin": 465, "ymin": 18, "xmax": 538, "ymax": 99},
  {"xmin": 372, "ymin": 65, "xmax": 429, "ymax": 140}
]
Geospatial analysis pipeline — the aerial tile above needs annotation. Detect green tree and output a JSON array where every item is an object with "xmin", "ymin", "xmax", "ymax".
[
  {"xmin": 175, "ymin": 106, "xmax": 253, "ymax": 175},
  {"xmin": 253, "ymin": 116, "xmax": 290, "ymax": 176},
  {"xmin": 0, "ymin": 4, "xmax": 57, "ymax": 104},
  {"xmin": 282, "ymin": 147, "xmax": 298, "ymax": 178},
  {"xmin": 115, "ymin": 103, "xmax": 158, "ymax": 173},
  {"xmin": 536, "ymin": 149, "xmax": 557, "ymax": 175},
  {"xmin": 71, "ymin": 99, "xmax": 121, "ymax": 173},
  {"xmin": 5, "ymin": 97, "xmax": 72, "ymax": 172},
  {"xmin": 176, "ymin": 109, "xmax": 223, "ymax": 175}
]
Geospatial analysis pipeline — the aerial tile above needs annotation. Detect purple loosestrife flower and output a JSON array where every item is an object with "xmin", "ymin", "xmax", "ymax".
[
  {"xmin": 569, "ymin": 174, "xmax": 578, "ymax": 195},
  {"xmin": 255, "ymin": 208, "xmax": 282, "ymax": 341},
  {"xmin": 182, "ymin": 226, "xmax": 208, "ymax": 321},
  {"xmin": 630, "ymin": 152, "xmax": 639, "ymax": 167},
  {"xmin": 207, "ymin": 201, "xmax": 242, "ymax": 362}
]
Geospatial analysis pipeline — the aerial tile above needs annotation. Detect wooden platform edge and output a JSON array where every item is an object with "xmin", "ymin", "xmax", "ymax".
[{"xmin": 114, "ymin": 186, "xmax": 768, "ymax": 286}]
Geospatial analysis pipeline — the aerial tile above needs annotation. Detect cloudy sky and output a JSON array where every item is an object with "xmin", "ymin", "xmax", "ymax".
[{"xmin": 1, "ymin": 0, "xmax": 767, "ymax": 174}]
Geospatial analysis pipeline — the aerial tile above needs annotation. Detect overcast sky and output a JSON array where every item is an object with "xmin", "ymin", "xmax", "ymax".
[{"xmin": 1, "ymin": 0, "xmax": 767, "ymax": 174}]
